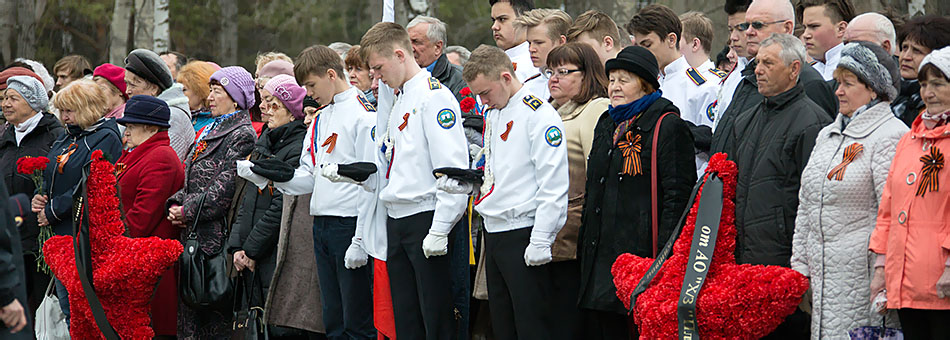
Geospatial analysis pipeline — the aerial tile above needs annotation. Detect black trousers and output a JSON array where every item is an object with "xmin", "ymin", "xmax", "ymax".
[
  {"xmin": 762, "ymin": 308, "xmax": 810, "ymax": 339},
  {"xmin": 387, "ymin": 211, "xmax": 456, "ymax": 340},
  {"xmin": 549, "ymin": 259, "xmax": 582, "ymax": 340},
  {"xmin": 898, "ymin": 308, "xmax": 950, "ymax": 340},
  {"xmin": 485, "ymin": 227, "xmax": 556, "ymax": 340},
  {"xmin": 580, "ymin": 308, "xmax": 631, "ymax": 340}
]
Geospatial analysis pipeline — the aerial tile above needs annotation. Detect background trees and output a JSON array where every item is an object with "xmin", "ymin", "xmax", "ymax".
[{"xmin": 0, "ymin": 0, "xmax": 945, "ymax": 70}]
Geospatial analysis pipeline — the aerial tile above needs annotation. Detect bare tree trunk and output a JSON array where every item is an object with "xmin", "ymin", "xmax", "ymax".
[
  {"xmin": 153, "ymin": 0, "xmax": 170, "ymax": 52},
  {"xmin": 61, "ymin": 8, "xmax": 73, "ymax": 54},
  {"xmin": 110, "ymin": 0, "xmax": 133, "ymax": 64},
  {"xmin": 15, "ymin": 0, "xmax": 36, "ymax": 59},
  {"xmin": 0, "ymin": 0, "xmax": 15, "ymax": 63},
  {"xmin": 218, "ymin": 0, "xmax": 237, "ymax": 65},
  {"xmin": 134, "ymin": 0, "xmax": 154, "ymax": 50},
  {"xmin": 395, "ymin": 0, "xmax": 408, "ymax": 26}
]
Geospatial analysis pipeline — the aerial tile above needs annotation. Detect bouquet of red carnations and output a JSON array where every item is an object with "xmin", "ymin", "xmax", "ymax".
[{"xmin": 17, "ymin": 156, "xmax": 53, "ymax": 274}]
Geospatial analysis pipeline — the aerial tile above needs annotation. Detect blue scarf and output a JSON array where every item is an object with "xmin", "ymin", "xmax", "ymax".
[{"xmin": 608, "ymin": 90, "xmax": 663, "ymax": 123}]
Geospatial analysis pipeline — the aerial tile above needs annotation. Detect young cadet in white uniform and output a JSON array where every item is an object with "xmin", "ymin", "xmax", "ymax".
[
  {"xmin": 630, "ymin": 4, "xmax": 718, "ymax": 177},
  {"xmin": 490, "ymin": 0, "xmax": 540, "ymax": 87},
  {"xmin": 514, "ymin": 8, "xmax": 573, "ymax": 102},
  {"xmin": 269, "ymin": 45, "xmax": 377, "ymax": 339},
  {"xmin": 360, "ymin": 22, "xmax": 469, "ymax": 340},
  {"xmin": 448, "ymin": 45, "xmax": 569, "ymax": 340}
]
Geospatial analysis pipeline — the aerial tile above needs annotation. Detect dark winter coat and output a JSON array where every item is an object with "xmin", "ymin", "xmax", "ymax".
[
  {"xmin": 892, "ymin": 79, "xmax": 925, "ymax": 127},
  {"xmin": 43, "ymin": 118, "xmax": 123, "ymax": 236},
  {"xmin": 168, "ymin": 111, "xmax": 256, "ymax": 256},
  {"xmin": 0, "ymin": 113, "xmax": 63, "ymax": 252},
  {"xmin": 577, "ymin": 97, "xmax": 697, "ymax": 313},
  {"xmin": 0, "ymin": 179, "xmax": 31, "ymax": 339},
  {"xmin": 227, "ymin": 120, "xmax": 306, "ymax": 286},
  {"xmin": 431, "ymin": 54, "xmax": 468, "ymax": 102},
  {"xmin": 710, "ymin": 58, "xmax": 837, "ymax": 155},
  {"xmin": 723, "ymin": 84, "xmax": 831, "ymax": 266},
  {"xmin": 116, "ymin": 131, "xmax": 184, "ymax": 336}
]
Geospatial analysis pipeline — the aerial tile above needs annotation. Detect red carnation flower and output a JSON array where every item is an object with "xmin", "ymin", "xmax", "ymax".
[
  {"xmin": 16, "ymin": 156, "xmax": 49, "ymax": 175},
  {"xmin": 460, "ymin": 97, "xmax": 477, "ymax": 113},
  {"xmin": 459, "ymin": 87, "xmax": 472, "ymax": 96}
]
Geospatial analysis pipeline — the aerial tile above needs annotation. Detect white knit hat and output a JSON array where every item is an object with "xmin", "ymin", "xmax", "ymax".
[{"xmin": 919, "ymin": 46, "xmax": 950, "ymax": 80}]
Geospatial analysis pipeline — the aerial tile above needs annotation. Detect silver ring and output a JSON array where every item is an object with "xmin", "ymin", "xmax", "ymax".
[{"xmin": 907, "ymin": 172, "xmax": 917, "ymax": 185}]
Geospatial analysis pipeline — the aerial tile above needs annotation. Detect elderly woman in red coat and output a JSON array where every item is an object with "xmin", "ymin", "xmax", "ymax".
[{"xmin": 115, "ymin": 95, "xmax": 185, "ymax": 339}]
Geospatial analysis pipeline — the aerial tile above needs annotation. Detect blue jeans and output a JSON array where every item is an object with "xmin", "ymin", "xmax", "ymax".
[
  {"xmin": 54, "ymin": 278, "xmax": 69, "ymax": 325},
  {"xmin": 312, "ymin": 216, "xmax": 375, "ymax": 340}
]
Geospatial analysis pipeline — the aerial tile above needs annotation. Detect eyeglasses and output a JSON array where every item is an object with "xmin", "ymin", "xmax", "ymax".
[
  {"xmin": 542, "ymin": 67, "xmax": 583, "ymax": 79},
  {"xmin": 737, "ymin": 20, "xmax": 786, "ymax": 31}
]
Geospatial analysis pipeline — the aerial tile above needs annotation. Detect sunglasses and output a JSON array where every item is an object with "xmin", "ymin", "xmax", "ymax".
[{"xmin": 737, "ymin": 20, "xmax": 786, "ymax": 31}]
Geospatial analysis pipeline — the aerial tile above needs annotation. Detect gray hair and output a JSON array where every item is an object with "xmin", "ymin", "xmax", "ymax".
[
  {"xmin": 328, "ymin": 42, "xmax": 353, "ymax": 58},
  {"xmin": 759, "ymin": 33, "xmax": 807, "ymax": 66},
  {"xmin": 407, "ymin": 15, "xmax": 448, "ymax": 46},
  {"xmin": 445, "ymin": 45, "xmax": 472, "ymax": 65},
  {"xmin": 849, "ymin": 13, "xmax": 897, "ymax": 55}
]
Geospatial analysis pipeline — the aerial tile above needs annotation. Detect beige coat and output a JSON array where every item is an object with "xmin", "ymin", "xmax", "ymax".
[
  {"xmin": 552, "ymin": 97, "xmax": 609, "ymax": 261},
  {"xmin": 264, "ymin": 193, "xmax": 325, "ymax": 333}
]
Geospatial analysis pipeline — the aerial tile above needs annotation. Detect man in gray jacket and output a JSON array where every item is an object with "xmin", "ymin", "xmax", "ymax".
[{"xmin": 724, "ymin": 33, "xmax": 830, "ymax": 339}]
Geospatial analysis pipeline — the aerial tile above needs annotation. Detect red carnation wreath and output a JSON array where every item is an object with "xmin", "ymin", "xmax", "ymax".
[
  {"xmin": 611, "ymin": 153, "xmax": 809, "ymax": 339},
  {"xmin": 43, "ymin": 150, "xmax": 183, "ymax": 339}
]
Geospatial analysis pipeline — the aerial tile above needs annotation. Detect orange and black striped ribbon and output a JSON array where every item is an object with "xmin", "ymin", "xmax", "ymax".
[
  {"xmin": 617, "ymin": 131, "xmax": 642, "ymax": 176},
  {"xmin": 56, "ymin": 143, "xmax": 78, "ymax": 174},
  {"xmin": 917, "ymin": 146, "xmax": 944, "ymax": 196},
  {"xmin": 827, "ymin": 143, "xmax": 863, "ymax": 181}
]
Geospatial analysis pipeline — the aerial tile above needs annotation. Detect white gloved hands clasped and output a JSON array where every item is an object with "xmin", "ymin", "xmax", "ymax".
[
  {"xmin": 344, "ymin": 237, "xmax": 369, "ymax": 269},
  {"xmin": 524, "ymin": 238, "xmax": 553, "ymax": 266},
  {"xmin": 236, "ymin": 160, "xmax": 268, "ymax": 189},
  {"xmin": 422, "ymin": 230, "xmax": 449, "ymax": 258},
  {"xmin": 435, "ymin": 176, "xmax": 474, "ymax": 195},
  {"xmin": 321, "ymin": 163, "xmax": 360, "ymax": 184}
]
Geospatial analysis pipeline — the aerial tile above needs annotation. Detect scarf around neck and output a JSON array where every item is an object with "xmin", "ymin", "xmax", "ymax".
[{"xmin": 608, "ymin": 90, "xmax": 662, "ymax": 124}]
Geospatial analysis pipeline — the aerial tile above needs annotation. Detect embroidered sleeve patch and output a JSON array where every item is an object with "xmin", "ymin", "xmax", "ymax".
[
  {"xmin": 428, "ymin": 77, "xmax": 443, "ymax": 90},
  {"xmin": 358, "ymin": 95, "xmax": 376, "ymax": 112},
  {"xmin": 371, "ymin": 126, "xmax": 376, "ymax": 141},
  {"xmin": 437, "ymin": 109, "xmax": 457, "ymax": 129},
  {"xmin": 706, "ymin": 101, "xmax": 717, "ymax": 122},
  {"xmin": 545, "ymin": 126, "xmax": 562, "ymax": 147},
  {"xmin": 523, "ymin": 95, "xmax": 543, "ymax": 111},
  {"xmin": 709, "ymin": 68, "xmax": 727, "ymax": 78},
  {"xmin": 686, "ymin": 68, "xmax": 707, "ymax": 86}
]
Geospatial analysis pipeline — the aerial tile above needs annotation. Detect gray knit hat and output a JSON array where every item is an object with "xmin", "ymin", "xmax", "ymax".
[
  {"xmin": 125, "ymin": 48, "xmax": 174, "ymax": 91},
  {"xmin": 836, "ymin": 42, "xmax": 899, "ymax": 101},
  {"xmin": 6, "ymin": 76, "xmax": 49, "ymax": 113}
]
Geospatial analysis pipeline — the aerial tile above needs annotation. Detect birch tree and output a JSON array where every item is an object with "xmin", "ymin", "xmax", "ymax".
[
  {"xmin": 153, "ymin": 0, "xmax": 169, "ymax": 52},
  {"xmin": 134, "ymin": 0, "xmax": 154, "ymax": 50},
  {"xmin": 110, "ymin": 0, "xmax": 133, "ymax": 64},
  {"xmin": 219, "ymin": 0, "xmax": 237, "ymax": 65}
]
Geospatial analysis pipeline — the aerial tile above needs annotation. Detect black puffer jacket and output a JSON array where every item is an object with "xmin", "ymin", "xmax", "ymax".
[
  {"xmin": 227, "ymin": 120, "xmax": 306, "ymax": 286},
  {"xmin": 577, "ymin": 97, "xmax": 697, "ymax": 313},
  {"xmin": 892, "ymin": 79, "xmax": 925, "ymax": 127},
  {"xmin": 710, "ymin": 59, "xmax": 837, "ymax": 154},
  {"xmin": 0, "ymin": 113, "xmax": 63, "ymax": 252},
  {"xmin": 724, "ymin": 84, "xmax": 831, "ymax": 266},
  {"xmin": 431, "ymin": 54, "xmax": 468, "ymax": 102}
]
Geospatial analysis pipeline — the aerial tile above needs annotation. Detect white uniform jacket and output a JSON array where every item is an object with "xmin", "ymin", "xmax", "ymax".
[
  {"xmin": 275, "ymin": 87, "xmax": 378, "ymax": 245},
  {"xmin": 659, "ymin": 56, "xmax": 719, "ymax": 176},
  {"xmin": 522, "ymin": 72, "xmax": 550, "ymax": 102},
  {"xmin": 378, "ymin": 70, "xmax": 469, "ymax": 234},
  {"xmin": 713, "ymin": 56, "xmax": 748, "ymax": 132},
  {"xmin": 474, "ymin": 85, "xmax": 569, "ymax": 246}
]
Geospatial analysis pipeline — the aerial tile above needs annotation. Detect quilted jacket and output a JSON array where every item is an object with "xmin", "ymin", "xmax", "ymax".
[{"xmin": 792, "ymin": 101, "xmax": 907, "ymax": 339}]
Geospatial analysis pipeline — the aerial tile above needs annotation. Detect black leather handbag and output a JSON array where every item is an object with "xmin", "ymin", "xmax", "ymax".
[
  {"xmin": 233, "ymin": 272, "xmax": 269, "ymax": 340},
  {"xmin": 179, "ymin": 193, "xmax": 233, "ymax": 310}
]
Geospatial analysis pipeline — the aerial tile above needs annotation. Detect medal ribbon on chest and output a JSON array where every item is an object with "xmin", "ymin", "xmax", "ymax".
[
  {"xmin": 617, "ymin": 131, "xmax": 643, "ymax": 176},
  {"xmin": 917, "ymin": 145, "xmax": 944, "ymax": 196},
  {"xmin": 826, "ymin": 142, "xmax": 863, "ymax": 181},
  {"xmin": 56, "ymin": 143, "xmax": 78, "ymax": 174},
  {"xmin": 322, "ymin": 133, "xmax": 338, "ymax": 154}
]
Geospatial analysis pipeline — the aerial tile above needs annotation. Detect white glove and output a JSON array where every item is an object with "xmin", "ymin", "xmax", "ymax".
[
  {"xmin": 469, "ymin": 144, "xmax": 483, "ymax": 161},
  {"xmin": 435, "ymin": 176, "xmax": 473, "ymax": 195},
  {"xmin": 321, "ymin": 163, "xmax": 360, "ymax": 184},
  {"xmin": 524, "ymin": 238, "xmax": 553, "ymax": 266},
  {"xmin": 422, "ymin": 230, "xmax": 449, "ymax": 258},
  {"xmin": 344, "ymin": 237, "xmax": 369, "ymax": 269},
  {"xmin": 236, "ymin": 160, "xmax": 268, "ymax": 189}
]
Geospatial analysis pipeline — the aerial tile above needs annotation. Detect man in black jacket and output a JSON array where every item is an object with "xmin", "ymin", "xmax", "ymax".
[
  {"xmin": 709, "ymin": 0, "xmax": 836, "ymax": 155},
  {"xmin": 407, "ymin": 15, "xmax": 468, "ymax": 101},
  {"xmin": 724, "ymin": 33, "xmax": 829, "ymax": 340},
  {"xmin": 0, "ymin": 180, "xmax": 31, "ymax": 337}
]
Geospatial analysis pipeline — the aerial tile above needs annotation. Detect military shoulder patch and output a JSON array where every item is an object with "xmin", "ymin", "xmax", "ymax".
[
  {"xmin": 358, "ymin": 95, "xmax": 376, "ymax": 112},
  {"xmin": 544, "ymin": 126, "xmax": 562, "ymax": 147},
  {"xmin": 686, "ymin": 68, "xmax": 707, "ymax": 86},
  {"xmin": 437, "ymin": 108, "xmax": 456, "ymax": 129},
  {"xmin": 428, "ymin": 77, "xmax": 443, "ymax": 90},
  {"xmin": 523, "ymin": 95, "xmax": 543, "ymax": 111},
  {"xmin": 706, "ymin": 101, "xmax": 717, "ymax": 122},
  {"xmin": 709, "ymin": 68, "xmax": 727, "ymax": 78}
]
